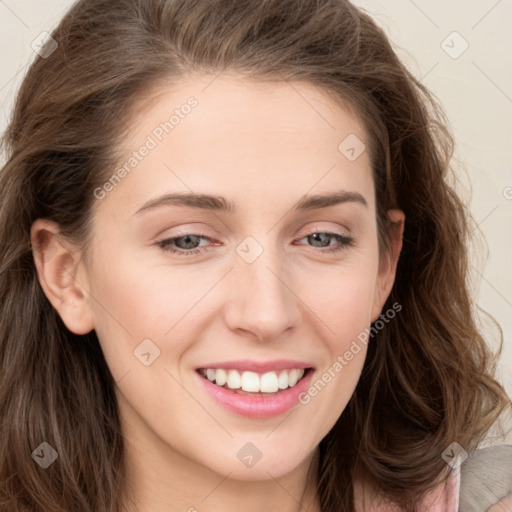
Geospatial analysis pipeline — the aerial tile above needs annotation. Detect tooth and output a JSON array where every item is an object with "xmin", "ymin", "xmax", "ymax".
[
  {"xmin": 278, "ymin": 370, "xmax": 289, "ymax": 389},
  {"xmin": 260, "ymin": 371, "xmax": 279, "ymax": 393},
  {"xmin": 226, "ymin": 369, "xmax": 241, "ymax": 389},
  {"xmin": 207, "ymin": 367, "xmax": 306, "ymax": 391},
  {"xmin": 288, "ymin": 369, "xmax": 301, "ymax": 387},
  {"xmin": 241, "ymin": 371, "xmax": 260, "ymax": 392},
  {"xmin": 215, "ymin": 369, "xmax": 227, "ymax": 386}
]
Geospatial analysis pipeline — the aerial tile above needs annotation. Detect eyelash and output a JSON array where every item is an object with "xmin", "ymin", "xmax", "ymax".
[{"xmin": 156, "ymin": 231, "xmax": 355, "ymax": 257}]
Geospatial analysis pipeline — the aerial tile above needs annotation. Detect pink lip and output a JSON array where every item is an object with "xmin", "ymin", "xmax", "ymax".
[
  {"xmin": 195, "ymin": 367, "xmax": 315, "ymax": 419},
  {"xmin": 196, "ymin": 359, "xmax": 313, "ymax": 373}
]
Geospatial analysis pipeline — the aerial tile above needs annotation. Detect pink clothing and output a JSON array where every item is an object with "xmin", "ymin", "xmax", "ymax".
[
  {"xmin": 414, "ymin": 467, "xmax": 460, "ymax": 512},
  {"xmin": 487, "ymin": 494, "xmax": 512, "ymax": 512},
  {"xmin": 355, "ymin": 467, "xmax": 460, "ymax": 511}
]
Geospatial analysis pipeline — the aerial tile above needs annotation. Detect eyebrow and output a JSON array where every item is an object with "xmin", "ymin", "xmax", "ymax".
[{"xmin": 133, "ymin": 189, "xmax": 368, "ymax": 216}]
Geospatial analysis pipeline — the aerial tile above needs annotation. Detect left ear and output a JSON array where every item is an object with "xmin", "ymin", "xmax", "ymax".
[{"xmin": 370, "ymin": 209, "xmax": 405, "ymax": 322}]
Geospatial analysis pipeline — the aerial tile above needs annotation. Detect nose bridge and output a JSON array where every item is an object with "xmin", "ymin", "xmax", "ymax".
[{"xmin": 225, "ymin": 234, "xmax": 300, "ymax": 340}]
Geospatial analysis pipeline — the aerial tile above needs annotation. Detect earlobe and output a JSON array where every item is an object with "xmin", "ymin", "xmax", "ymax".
[
  {"xmin": 370, "ymin": 209, "xmax": 405, "ymax": 322},
  {"xmin": 30, "ymin": 219, "xmax": 95, "ymax": 335}
]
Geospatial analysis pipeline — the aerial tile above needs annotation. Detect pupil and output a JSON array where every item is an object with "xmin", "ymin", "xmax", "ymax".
[
  {"xmin": 310, "ymin": 233, "xmax": 330, "ymax": 247},
  {"xmin": 178, "ymin": 235, "xmax": 199, "ymax": 249}
]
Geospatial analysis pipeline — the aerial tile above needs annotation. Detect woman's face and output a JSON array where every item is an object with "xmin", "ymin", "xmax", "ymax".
[{"xmin": 36, "ymin": 74, "xmax": 403, "ymax": 482}]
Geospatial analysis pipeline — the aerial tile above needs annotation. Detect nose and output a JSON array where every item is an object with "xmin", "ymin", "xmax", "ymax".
[{"xmin": 223, "ymin": 240, "xmax": 301, "ymax": 342}]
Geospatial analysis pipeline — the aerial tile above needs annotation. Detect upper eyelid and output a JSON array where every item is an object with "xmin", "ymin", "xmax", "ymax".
[
  {"xmin": 161, "ymin": 223, "xmax": 352, "ymax": 239},
  {"xmin": 158, "ymin": 230, "xmax": 352, "ymax": 246}
]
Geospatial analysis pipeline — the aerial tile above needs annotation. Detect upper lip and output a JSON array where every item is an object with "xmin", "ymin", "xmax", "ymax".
[{"xmin": 196, "ymin": 359, "xmax": 314, "ymax": 373}]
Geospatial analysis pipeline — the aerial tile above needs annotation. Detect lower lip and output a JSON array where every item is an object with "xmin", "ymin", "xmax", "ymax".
[{"xmin": 195, "ymin": 369, "xmax": 314, "ymax": 419}]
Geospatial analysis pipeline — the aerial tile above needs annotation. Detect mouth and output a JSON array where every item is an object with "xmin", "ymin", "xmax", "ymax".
[
  {"xmin": 194, "ymin": 359, "xmax": 316, "ymax": 418},
  {"xmin": 196, "ymin": 367, "xmax": 312, "ymax": 397}
]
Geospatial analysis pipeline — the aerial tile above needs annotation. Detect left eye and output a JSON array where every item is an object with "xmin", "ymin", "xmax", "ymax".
[
  {"xmin": 156, "ymin": 232, "xmax": 354, "ymax": 256},
  {"xmin": 299, "ymin": 232, "xmax": 354, "ymax": 251},
  {"xmin": 156, "ymin": 234, "xmax": 212, "ymax": 256}
]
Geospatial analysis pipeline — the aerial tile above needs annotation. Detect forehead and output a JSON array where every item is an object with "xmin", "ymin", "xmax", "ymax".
[
  {"xmin": 128, "ymin": 72, "xmax": 367, "ymax": 149},
  {"xmin": 96, "ymin": 73, "xmax": 375, "ymax": 217}
]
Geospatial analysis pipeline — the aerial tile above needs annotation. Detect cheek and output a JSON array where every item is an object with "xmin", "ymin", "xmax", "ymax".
[
  {"xmin": 86, "ymin": 255, "xmax": 203, "ymax": 432},
  {"xmin": 296, "ymin": 263, "xmax": 377, "ymax": 413},
  {"xmin": 84, "ymin": 251, "xmax": 178, "ymax": 380},
  {"xmin": 88, "ymin": 248, "xmax": 204, "ymax": 331},
  {"xmin": 299, "ymin": 258, "xmax": 379, "ymax": 342}
]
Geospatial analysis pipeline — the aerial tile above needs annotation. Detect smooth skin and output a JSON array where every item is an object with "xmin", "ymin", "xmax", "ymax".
[{"xmin": 31, "ymin": 74, "xmax": 404, "ymax": 512}]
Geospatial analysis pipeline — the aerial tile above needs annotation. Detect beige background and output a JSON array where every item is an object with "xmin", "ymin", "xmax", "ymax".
[{"xmin": 0, "ymin": 0, "xmax": 510, "ymax": 438}]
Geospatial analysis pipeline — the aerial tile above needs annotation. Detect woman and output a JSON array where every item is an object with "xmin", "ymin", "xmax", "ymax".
[{"xmin": 0, "ymin": 0, "xmax": 510, "ymax": 510}]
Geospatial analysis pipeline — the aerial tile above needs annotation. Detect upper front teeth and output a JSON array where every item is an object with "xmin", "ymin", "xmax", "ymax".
[{"xmin": 201, "ymin": 368, "xmax": 306, "ymax": 393}]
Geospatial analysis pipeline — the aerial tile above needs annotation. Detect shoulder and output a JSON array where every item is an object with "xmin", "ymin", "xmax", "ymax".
[
  {"xmin": 459, "ymin": 444, "xmax": 512, "ymax": 512},
  {"xmin": 353, "ymin": 446, "xmax": 512, "ymax": 512},
  {"xmin": 353, "ymin": 466, "xmax": 460, "ymax": 512}
]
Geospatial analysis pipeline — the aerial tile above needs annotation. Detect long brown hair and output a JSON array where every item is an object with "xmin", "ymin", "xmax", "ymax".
[{"xmin": 0, "ymin": 1, "xmax": 509, "ymax": 510}]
